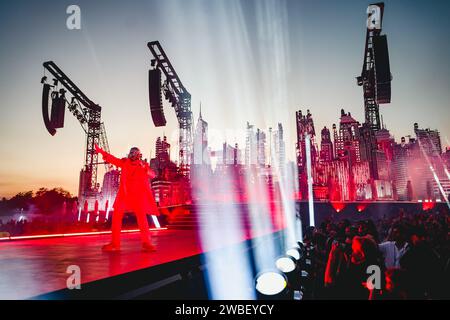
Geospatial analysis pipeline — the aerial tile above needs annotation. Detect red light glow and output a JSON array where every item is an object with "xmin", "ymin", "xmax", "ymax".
[
  {"xmin": 356, "ymin": 203, "xmax": 368, "ymax": 212},
  {"xmin": 422, "ymin": 201, "xmax": 436, "ymax": 211},
  {"xmin": 331, "ymin": 202, "xmax": 346, "ymax": 213}
]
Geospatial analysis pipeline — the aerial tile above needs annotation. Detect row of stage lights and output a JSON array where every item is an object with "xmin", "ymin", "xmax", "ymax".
[{"xmin": 255, "ymin": 242, "xmax": 312, "ymax": 300}]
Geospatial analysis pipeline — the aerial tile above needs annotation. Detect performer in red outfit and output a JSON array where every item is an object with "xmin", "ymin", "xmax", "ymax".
[{"xmin": 94, "ymin": 143, "xmax": 158, "ymax": 252}]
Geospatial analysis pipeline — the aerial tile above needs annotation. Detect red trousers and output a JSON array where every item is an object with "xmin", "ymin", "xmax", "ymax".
[{"xmin": 111, "ymin": 210, "xmax": 151, "ymax": 246}]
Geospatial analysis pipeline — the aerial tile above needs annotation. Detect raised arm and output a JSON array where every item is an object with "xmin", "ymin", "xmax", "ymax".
[{"xmin": 94, "ymin": 144, "xmax": 124, "ymax": 168}]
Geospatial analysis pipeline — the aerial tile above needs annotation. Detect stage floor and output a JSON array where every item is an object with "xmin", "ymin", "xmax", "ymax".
[
  {"xmin": 0, "ymin": 229, "xmax": 205, "ymax": 299},
  {"xmin": 0, "ymin": 224, "xmax": 281, "ymax": 300}
]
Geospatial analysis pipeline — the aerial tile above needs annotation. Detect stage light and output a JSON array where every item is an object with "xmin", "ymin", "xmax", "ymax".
[
  {"xmin": 331, "ymin": 202, "xmax": 346, "ymax": 213},
  {"xmin": 286, "ymin": 247, "xmax": 301, "ymax": 261},
  {"xmin": 357, "ymin": 203, "xmax": 368, "ymax": 213},
  {"xmin": 276, "ymin": 256, "xmax": 296, "ymax": 273},
  {"xmin": 276, "ymin": 255, "xmax": 302, "ymax": 291},
  {"xmin": 255, "ymin": 271, "xmax": 291, "ymax": 299}
]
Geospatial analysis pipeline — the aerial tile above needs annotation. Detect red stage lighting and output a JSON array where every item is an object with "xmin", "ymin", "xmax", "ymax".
[
  {"xmin": 357, "ymin": 203, "xmax": 368, "ymax": 212},
  {"xmin": 331, "ymin": 202, "xmax": 346, "ymax": 213},
  {"xmin": 422, "ymin": 200, "xmax": 436, "ymax": 211}
]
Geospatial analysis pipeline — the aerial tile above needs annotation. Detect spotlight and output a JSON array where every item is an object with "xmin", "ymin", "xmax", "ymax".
[
  {"xmin": 40, "ymin": 76, "xmax": 47, "ymax": 84},
  {"xmin": 255, "ymin": 271, "xmax": 292, "ymax": 300},
  {"xmin": 276, "ymin": 255, "xmax": 302, "ymax": 290},
  {"xmin": 276, "ymin": 255, "xmax": 296, "ymax": 273},
  {"xmin": 286, "ymin": 247, "xmax": 302, "ymax": 261}
]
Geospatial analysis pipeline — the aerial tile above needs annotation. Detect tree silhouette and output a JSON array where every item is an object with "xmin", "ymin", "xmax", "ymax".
[
  {"xmin": 8, "ymin": 191, "xmax": 33, "ymax": 210},
  {"xmin": 33, "ymin": 188, "xmax": 74, "ymax": 215}
]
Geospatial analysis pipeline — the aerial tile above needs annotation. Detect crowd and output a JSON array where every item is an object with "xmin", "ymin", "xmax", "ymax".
[{"xmin": 303, "ymin": 207, "xmax": 449, "ymax": 299}]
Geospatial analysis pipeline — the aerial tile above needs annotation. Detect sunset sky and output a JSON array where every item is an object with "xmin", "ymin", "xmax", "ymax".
[{"xmin": 0, "ymin": 0, "xmax": 449, "ymax": 198}]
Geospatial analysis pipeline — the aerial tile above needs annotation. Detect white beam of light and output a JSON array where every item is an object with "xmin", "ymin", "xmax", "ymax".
[
  {"xmin": 196, "ymin": 171, "xmax": 255, "ymax": 300},
  {"xmin": 279, "ymin": 167, "xmax": 302, "ymax": 248},
  {"xmin": 445, "ymin": 167, "xmax": 450, "ymax": 181},
  {"xmin": 151, "ymin": 215, "xmax": 160, "ymax": 228},
  {"xmin": 246, "ymin": 170, "xmax": 277, "ymax": 271},
  {"xmin": 429, "ymin": 165, "xmax": 450, "ymax": 209},
  {"xmin": 250, "ymin": 0, "xmax": 302, "ymax": 249},
  {"xmin": 169, "ymin": 0, "xmax": 293, "ymax": 299},
  {"xmin": 305, "ymin": 134, "xmax": 315, "ymax": 227},
  {"xmin": 417, "ymin": 138, "xmax": 450, "ymax": 209}
]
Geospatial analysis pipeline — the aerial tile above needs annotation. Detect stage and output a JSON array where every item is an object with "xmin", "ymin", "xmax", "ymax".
[
  {"xmin": 0, "ymin": 226, "xmax": 284, "ymax": 300},
  {"xmin": 0, "ymin": 229, "xmax": 205, "ymax": 299}
]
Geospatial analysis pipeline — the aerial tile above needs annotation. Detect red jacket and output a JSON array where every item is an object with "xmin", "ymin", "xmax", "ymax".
[{"xmin": 101, "ymin": 150, "xmax": 159, "ymax": 215}]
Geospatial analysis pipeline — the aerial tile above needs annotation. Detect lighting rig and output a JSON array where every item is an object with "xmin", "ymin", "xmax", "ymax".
[
  {"xmin": 147, "ymin": 41, "xmax": 193, "ymax": 177},
  {"xmin": 41, "ymin": 61, "xmax": 112, "ymax": 203},
  {"xmin": 357, "ymin": 2, "xmax": 393, "ymax": 180}
]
